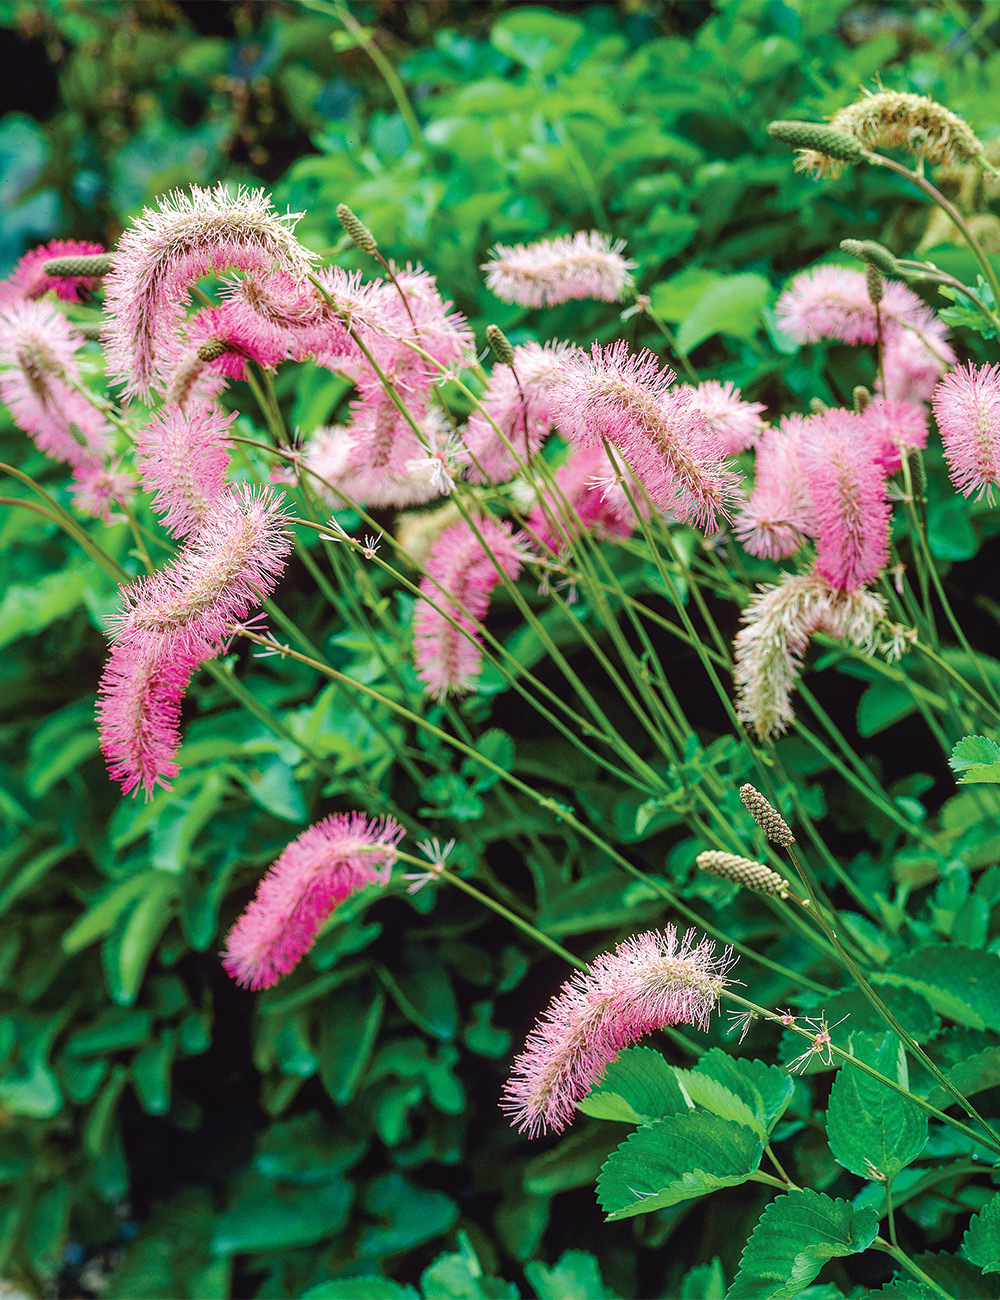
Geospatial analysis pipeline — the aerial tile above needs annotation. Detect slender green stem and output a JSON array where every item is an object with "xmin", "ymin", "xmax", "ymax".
[{"xmin": 871, "ymin": 1238, "xmax": 955, "ymax": 1300}]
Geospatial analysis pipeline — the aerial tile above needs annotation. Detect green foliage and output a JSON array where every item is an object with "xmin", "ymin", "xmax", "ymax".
[{"xmin": 825, "ymin": 1033, "xmax": 927, "ymax": 1180}]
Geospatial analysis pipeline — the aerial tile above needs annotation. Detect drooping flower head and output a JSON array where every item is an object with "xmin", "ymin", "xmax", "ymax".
[
  {"xmin": 682, "ymin": 380, "xmax": 767, "ymax": 455},
  {"xmin": 463, "ymin": 341, "xmax": 572, "ymax": 484},
  {"xmin": 775, "ymin": 265, "xmax": 949, "ymax": 349},
  {"xmin": 414, "ymin": 517, "xmax": 527, "ymax": 699},
  {"xmin": 98, "ymin": 485, "xmax": 293, "ymax": 795},
  {"xmin": 0, "ymin": 239, "xmax": 106, "ymax": 305},
  {"xmin": 163, "ymin": 301, "xmax": 291, "ymax": 409},
  {"xmin": 798, "ymin": 407, "xmax": 891, "ymax": 592},
  {"xmin": 501, "ymin": 926, "xmax": 734, "ymax": 1137},
  {"xmin": 133, "ymin": 403, "xmax": 234, "ymax": 537},
  {"xmin": 734, "ymin": 415, "xmax": 814, "ymax": 560},
  {"xmin": 483, "ymin": 231, "xmax": 635, "ymax": 308},
  {"xmin": 103, "ymin": 184, "xmax": 317, "ymax": 398},
  {"xmin": 732, "ymin": 571, "xmax": 896, "ymax": 739},
  {"xmin": 71, "ymin": 463, "xmax": 138, "ymax": 522},
  {"xmin": 833, "ymin": 90, "xmax": 982, "ymax": 168},
  {"xmin": 222, "ymin": 813, "xmax": 404, "ymax": 990},
  {"xmin": 551, "ymin": 341, "xmax": 740, "ymax": 531},
  {"xmin": 932, "ymin": 362, "xmax": 1000, "ymax": 502},
  {"xmin": 0, "ymin": 299, "xmax": 112, "ymax": 468},
  {"xmin": 527, "ymin": 442, "xmax": 646, "ymax": 554}
]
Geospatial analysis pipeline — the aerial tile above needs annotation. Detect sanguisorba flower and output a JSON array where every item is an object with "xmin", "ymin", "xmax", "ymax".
[
  {"xmin": 776, "ymin": 265, "xmax": 948, "ymax": 348},
  {"xmin": 133, "ymin": 403, "xmax": 234, "ymax": 537},
  {"xmin": 0, "ymin": 238, "xmax": 106, "ymax": 305},
  {"xmin": 222, "ymin": 813, "xmax": 404, "ymax": 990},
  {"xmin": 797, "ymin": 408, "xmax": 891, "ymax": 592},
  {"xmin": 0, "ymin": 299, "xmax": 112, "ymax": 468},
  {"xmin": 681, "ymin": 379, "xmax": 767, "ymax": 455},
  {"xmin": 501, "ymin": 926, "xmax": 734, "ymax": 1137},
  {"xmin": 413, "ymin": 517, "xmax": 527, "ymax": 699},
  {"xmin": 932, "ymin": 362, "xmax": 1000, "ymax": 502},
  {"xmin": 734, "ymin": 415, "xmax": 814, "ymax": 560},
  {"xmin": 483, "ymin": 231, "xmax": 635, "ymax": 308},
  {"xmin": 98, "ymin": 484, "xmax": 293, "ymax": 795},
  {"xmin": 103, "ymin": 183, "xmax": 317, "ymax": 398},
  {"xmin": 551, "ymin": 341, "xmax": 740, "ymax": 531},
  {"xmin": 463, "ymin": 340, "xmax": 572, "ymax": 484},
  {"xmin": 527, "ymin": 442, "xmax": 646, "ymax": 554}
]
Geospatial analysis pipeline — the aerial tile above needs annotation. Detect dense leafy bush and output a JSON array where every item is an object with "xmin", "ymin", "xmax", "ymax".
[{"xmin": 3, "ymin": 5, "xmax": 1000, "ymax": 1300}]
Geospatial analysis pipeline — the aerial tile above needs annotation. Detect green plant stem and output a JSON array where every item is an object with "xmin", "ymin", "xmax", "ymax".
[
  {"xmin": 884, "ymin": 1177, "xmax": 898, "ymax": 1249},
  {"xmin": 722, "ymin": 991, "xmax": 1000, "ymax": 1158},
  {"xmin": 871, "ymin": 1238, "xmax": 955, "ymax": 1300}
]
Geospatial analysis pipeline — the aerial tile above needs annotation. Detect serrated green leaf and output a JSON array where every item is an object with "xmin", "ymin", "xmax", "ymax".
[
  {"xmin": 728, "ymin": 1189, "xmax": 879, "ymax": 1299},
  {"xmin": 876, "ymin": 945, "xmax": 1000, "ymax": 1032},
  {"xmin": 826, "ymin": 1032, "xmax": 926, "ymax": 1180},
  {"xmin": 928, "ymin": 1046, "xmax": 1000, "ymax": 1106},
  {"xmin": 596, "ymin": 1112, "xmax": 762, "ymax": 1221},
  {"xmin": 949, "ymin": 735, "xmax": 1000, "ymax": 785},
  {"xmin": 677, "ymin": 1051, "xmax": 793, "ymax": 1141},
  {"xmin": 963, "ymin": 1191, "xmax": 1000, "ymax": 1274},
  {"xmin": 679, "ymin": 1259, "xmax": 725, "ymax": 1300},
  {"xmin": 578, "ymin": 1046, "xmax": 689, "ymax": 1123}
]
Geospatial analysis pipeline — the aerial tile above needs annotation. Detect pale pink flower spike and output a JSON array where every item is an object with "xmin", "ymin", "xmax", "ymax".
[
  {"xmin": 501, "ymin": 926, "xmax": 735, "ymax": 1137},
  {"xmin": 932, "ymin": 362, "xmax": 1000, "ymax": 502},
  {"xmin": 0, "ymin": 238, "xmax": 106, "ymax": 305},
  {"xmin": 223, "ymin": 813, "xmax": 404, "ymax": 990},
  {"xmin": 483, "ymin": 232, "xmax": 635, "ymax": 308}
]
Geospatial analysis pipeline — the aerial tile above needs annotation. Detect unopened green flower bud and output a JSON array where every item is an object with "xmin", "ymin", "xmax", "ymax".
[
  {"xmin": 907, "ymin": 447, "xmax": 927, "ymax": 499},
  {"xmin": 197, "ymin": 338, "xmax": 233, "ymax": 363},
  {"xmin": 42, "ymin": 252, "xmax": 112, "ymax": 278},
  {"xmin": 853, "ymin": 385, "xmax": 872, "ymax": 415},
  {"xmin": 768, "ymin": 121, "xmax": 869, "ymax": 165},
  {"xmin": 486, "ymin": 324, "xmax": 516, "ymax": 367},
  {"xmin": 336, "ymin": 204, "xmax": 378, "ymax": 255},
  {"xmin": 866, "ymin": 264, "xmax": 884, "ymax": 305},
  {"xmin": 70, "ymin": 320, "xmax": 104, "ymax": 341},
  {"xmin": 840, "ymin": 239, "xmax": 899, "ymax": 275},
  {"xmin": 696, "ymin": 850, "xmax": 790, "ymax": 898},
  {"xmin": 739, "ymin": 784, "xmax": 796, "ymax": 846}
]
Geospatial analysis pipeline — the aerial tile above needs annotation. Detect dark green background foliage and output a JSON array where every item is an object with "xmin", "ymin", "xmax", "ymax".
[{"xmin": 2, "ymin": 1, "xmax": 1000, "ymax": 1297}]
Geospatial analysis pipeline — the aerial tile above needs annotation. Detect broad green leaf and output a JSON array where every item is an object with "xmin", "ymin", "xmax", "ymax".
[
  {"xmin": 676, "ymin": 1051, "xmax": 793, "ymax": 1141},
  {"xmin": 928, "ymin": 1046, "xmax": 1000, "ymax": 1106},
  {"xmin": 679, "ymin": 1259, "xmax": 725, "ymax": 1299},
  {"xmin": 876, "ymin": 945, "xmax": 1000, "ymax": 1032},
  {"xmin": 949, "ymin": 735, "xmax": 1000, "ymax": 785},
  {"xmin": 490, "ymin": 9, "xmax": 584, "ymax": 75},
  {"xmin": 378, "ymin": 950, "xmax": 457, "ymax": 1042},
  {"xmin": 596, "ymin": 1112, "xmax": 763, "ymax": 1221},
  {"xmin": 913, "ymin": 1251, "xmax": 996, "ymax": 1299},
  {"xmin": 131, "ymin": 1031, "xmax": 176, "ymax": 1116},
  {"xmin": 857, "ymin": 680, "xmax": 918, "ymax": 737},
  {"xmin": 421, "ymin": 1230, "xmax": 518, "ymax": 1300},
  {"xmin": 675, "ymin": 272, "xmax": 769, "ymax": 353},
  {"xmin": 62, "ymin": 873, "xmax": 154, "ymax": 954},
  {"xmin": 649, "ymin": 267, "xmax": 718, "ymax": 324},
  {"xmin": 578, "ymin": 1047, "xmax": 689, "ymax": 1123},
  {"xmin": 728, "ymin": 1190, "xmax": 879, "ymax": 1300},
  {"xmin": 23, "ymin": 1181, "xmax": 70, "ymax": 1277},
  {"xmin": 213, "ymin": 1173, "xmax": 353, "ymax": 1253},
  {"xmin": 927, "ymin": 495, "xmax": 978, "ymax": 562},
  {"xmin": 826, "ymin": 1032, "xmax": 927, "ymax": 1180},
  {"xmin": 524, "ymin": 1249, "xmax": 619, "ymax": 1300},
  {"xmin": 359, "ymin": 1174, "xmax": 458, "ymax": 1258},
  {"xmin": 524, "ymin": 1126, "xmax": 617, "ymax": 1198},
  {"xmin": 101, "ymin": 872, "xmax": 177, "ymax": 1006},
  {"xmin": 963, "ymin": 1191, "xmax": 1000, "ymax": 1274},
  {"xmin": 0, "ymin": 843, "xmax": 75, "ymax": 918},
  {"xmin": 0, "ymin": 568, "xmax": 89, "ymax": 649},
  {"xmin": 318, "ymin": 989, "xmax": 384, "ymax": 1104}
]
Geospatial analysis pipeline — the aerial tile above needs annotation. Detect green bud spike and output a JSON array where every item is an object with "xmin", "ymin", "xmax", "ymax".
[
  {"xmin": 907, "ymin": 447, "xmax": 927, "ymax": 499},
  {"xmin": 70, "ymin": 320, "xmax": 103, "ymax": 341},
  {"xmin": 696, "ymin": 851, "xmax": 791, "ymax": 898},
  {"xmin": 840, "ymin": 238, "xmax": 899, "ymax": 275},
  {"xmin": 336, "ymin": 204, "xmax": 378, "ymax": 255},
  {"xmin": 485, "ymin": 324, "xmax": 516, "ymax": 367},
  {"xmin": 853, "ymin": 385, "xmax": 872, "ymax": 415},
  {"xmin": 197, "ymin": 338, "xmax": 233, "ymax": 363},
  {"xmin": 42, "ymin": 252, "xmax": 112, "ymax": 278},
  {"xmin": 866, "ymin": 263, "xmax": 884, "ymax": 305},
  {"xmin": 768, "ymin": 120, "xmax": 869, "ymax": 165}
]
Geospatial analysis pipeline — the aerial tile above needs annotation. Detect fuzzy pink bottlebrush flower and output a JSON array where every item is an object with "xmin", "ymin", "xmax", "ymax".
[
  {"xmin": 859, "ymin": 398, "xmax": 928, "ymax": 474},
  {"xmin": 776, "ymin": 265, "xmax": 941, "ymax": 346},
  {"xmin": 463, "ymin": 341, "xmax": 572, "ymax": 484},
  {"xmin": 71, "ymin": 463, "xmax": 138, "ymax": 522},
  {"xmin": 0, "ymin": 299, "xmax": 111, "ymax": 468},
  {"xmin": 798, "ymin": 408, "xmax": 891, "ymax": 592},
  {"xmin": 527, "ymin": 443, "xmax": 647, "ymax": 553},
  {"xmin": 734, "ymin": 415, "xmax": 814, "ymax": 560},
  {"xmin": 98, "ymin": 485, "xmax": 293, "ymax": 795},
  {"xmin": 163, "ymin": 301, "xmax": 291, "ymax": 409},
  {"xmin": 306, "ymin": 410, "xmax": 462, "ymax": 509},
  {"xmin": 222, "ymin": 813, "xmax": 404, "ymax": 990},
  {"xmin": 733, "ymin": 571, "xmax": 896, "ymax": 739},
  {"xmin": 501, "ymin": 926, "xmax": 735, "ymax": 1137},
  {"xmin": 551, "ymin": 341, "xmax": 740, "ymax": 531},
  {"xmin": 483, "ymin": 232, "xmax": 636, "ymax": 309},
  {"xmin": 881, "ymin": 328, "xmax": 954, "ymax": 405},
  {"xmin": 102, "ymin": 184, "xmax": 317, "ymax": 399},
  {"xmin": 379, "ymin": 264, "xmax": 476, "ymax": 381},
  {"xmin": 133, "ymin": 404, "xmax": 234, "ymax": 537},
  {"xmin": 414, "ymin": 517, "xmax": 527, "ymax": 699},
  {"xmin": 932, "ymin": 362, "xmax": 1000, "ymax": 501},
  {"xmin": 682, "ymin": 380, "xmax": 767, "ymax": 455},
  {"xmin": 0, "ymin": 239, "xmax": 105, "ymax": 305}
]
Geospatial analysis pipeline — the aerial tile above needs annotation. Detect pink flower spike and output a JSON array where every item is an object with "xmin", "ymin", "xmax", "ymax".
[
  {"xmin": 501, "ymin": 926, "xmax": 734, "ymax": 1137},
  {"xmin": 414, "ymin": 517, "xmax": 527, "ymax": 699},
  {"xmin": 734, "ymin": 415, "xmax": 814, "ymax": 560},
  {"xmin": 0, "ymin": 299, "xmax": 112, "ymax": 468},
  {"xmin": 551, "ymin": 341, "xmax": 740, "ymax": 531},
  {"xmin": 776, "ymin": 265, "xmax": 934, "ymax": 346},
  {"xmin": 799, "ymin": 408, "xmax": 891, "ymax": 592},
  {"xmin": 859, "ymin": 398, "xmax": 928, "ymax": 475},
  {"xmin": 881, "ymin": 328, "xmax": 954, "ymax": 405},
  {"xmin": 133, "ymin": 403, "xmax": 234, "ymax": 537},
  {"xmin": 483, "ymin": 232, "xmax": 636, "ymax": 308},
  {"xmin": 528, "ymin": 442, "xmax": 646, "ymax": 554},
  {"xmin": 0, "ymin": 239, "xmax": 105, "ymax": 305},
  {"xmin": 463, "ymin": 341, "xmax": 572, "ymax": 484},
  {"xmin": 682, "ymin": 380, "xmax": 767, "ymax": 455},
  {"xmin": 71, "ymin": 462, "xmax": 138, "ymax": 522},
  {"xmin": 102, "ymin": 183, "xmax": 317, "ymax": 399},
  {"xmin": 932, "ymin": 362, "xmax": 1000, "ymax": 501},
  {"xmin": 222, "ymin": 813, "xmax": 404, "ymax": 990}
]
